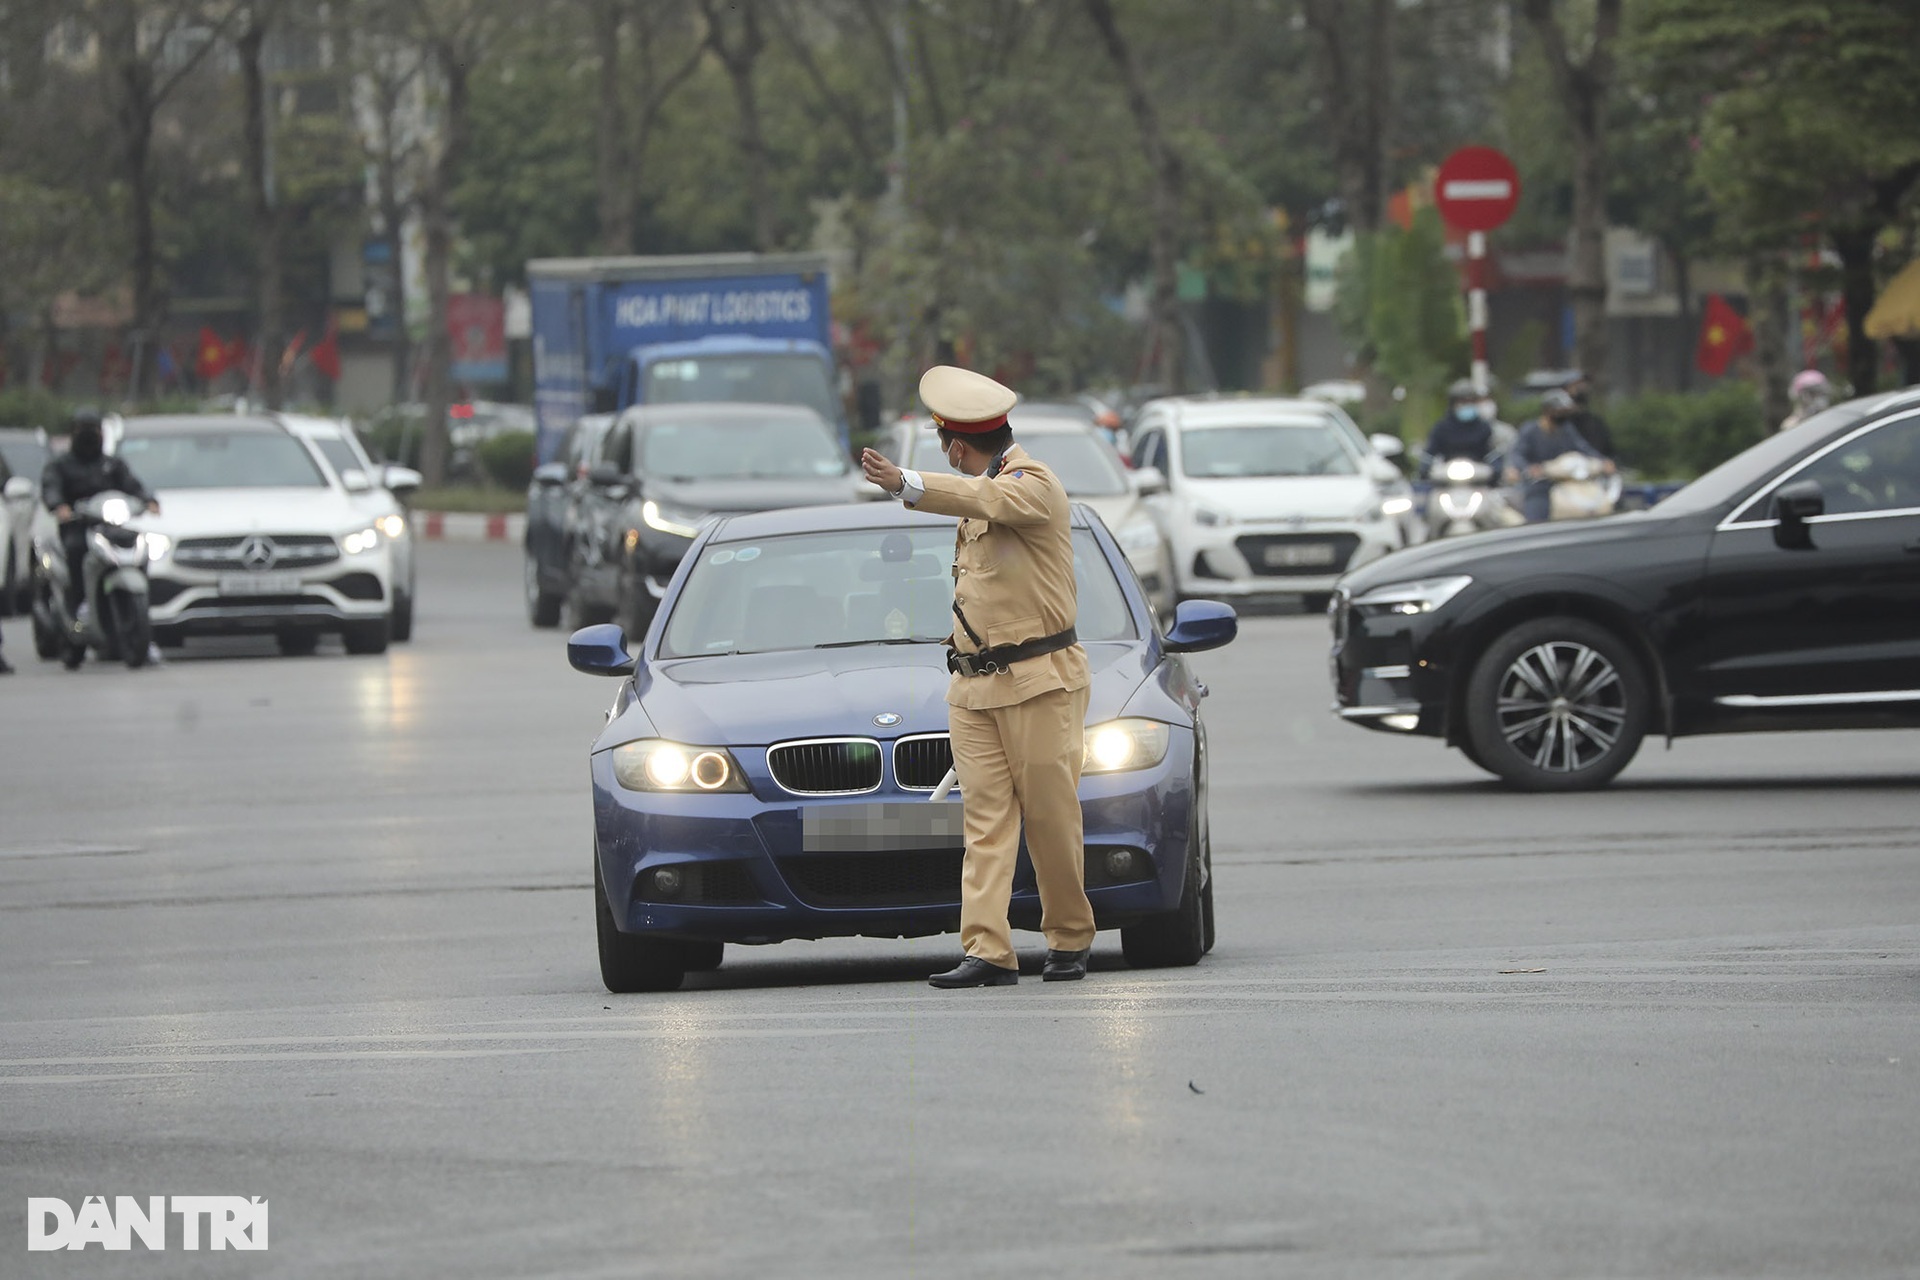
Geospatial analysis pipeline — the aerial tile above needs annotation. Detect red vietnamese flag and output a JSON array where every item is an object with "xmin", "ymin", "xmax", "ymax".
[
  {"xmin": 194, "ymin": 326, "xmax": 229, "ymax": 379},
  {"xmin": 309, "ymin": 316, "xmax": 341, "ymax": 380},
  {"xmin": 1696, "ymin": 293, "xmax": 1754, "ymax": 376}
]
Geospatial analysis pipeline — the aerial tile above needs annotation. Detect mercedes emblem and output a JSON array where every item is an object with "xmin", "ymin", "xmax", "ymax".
[{"xmin": 238, "ymin": 536, "xmax": 277, "ymax": 570}]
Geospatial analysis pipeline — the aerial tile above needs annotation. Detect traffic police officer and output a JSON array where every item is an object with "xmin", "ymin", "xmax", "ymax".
[{"xmin": 861, "ymin": 366, "xmax": 1095, "ymax": 988}]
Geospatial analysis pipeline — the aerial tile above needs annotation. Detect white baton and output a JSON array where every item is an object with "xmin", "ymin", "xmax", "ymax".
[{"xmin": 930, "ymin": 766, "xmax": 959, "ymax": 801}]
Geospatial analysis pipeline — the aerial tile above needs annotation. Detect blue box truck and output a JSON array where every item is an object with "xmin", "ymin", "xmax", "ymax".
[{"xmin": 527, "ymin": 252, "xmax": 842, "ymax": 463}]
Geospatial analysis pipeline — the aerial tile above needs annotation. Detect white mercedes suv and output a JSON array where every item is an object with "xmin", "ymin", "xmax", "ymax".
[{"xmin": 113, "ymin": 415, "xmax": 397, "ymax": 655}]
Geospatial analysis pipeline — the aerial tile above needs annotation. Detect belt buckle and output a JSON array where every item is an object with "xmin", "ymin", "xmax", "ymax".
[{"xmin": 952, "ymin": 652, "xmax": 976, "ymax": 677}]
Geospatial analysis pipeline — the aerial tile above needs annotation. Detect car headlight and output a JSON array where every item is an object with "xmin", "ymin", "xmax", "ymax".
[
  {"xmin": 1116, "ymin": 517, "xmax": 1161, "ymax": 554},
  {"xmin": 611, "ymin": 739, "xmax": 748, "ymax": 792},
  {"xmin": 377, "ymin": 514, "xmax": 407, "ymax": 539},
  {"xmin": 1381, "ymin": 495, "xmax": 1414, "ymax": 516},
  {"xmin": 642, "ymin": 500, "xmax": 701, "ymax": 538},
  {"xmin": 1351, "ymin": 574, "xmax": 1473, "ymax": 617},
  {"xmin": 144, "ymin": 532, "xmax": 172, "ymax": 563},
  {"xmin": 1082, "ymin": 718, "xmax": 1171, "ymax": 774},
  {"xmin": 341, "ymin": 526, "xmax": 380, "ymax": 555},
  {"xmin": 1191, "ymin": 505, "xmax": 1230, "ymax": 528}
]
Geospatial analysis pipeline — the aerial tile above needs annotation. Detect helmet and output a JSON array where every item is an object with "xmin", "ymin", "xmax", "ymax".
[
  {"xmin": 1540, "ymin": 388, "xmax": 1576, "ymax": 413},
  {"xmin": 70, "ymin": 405, "xmax": 104, "ymax": 433},
  {"xmin": 69, "ymin": 405, "xmax": 105, "ymax": 462},
  {"xmin": 1790, "ymin": 369, "xmax": 1830, "ymax": 398},
  {"xmin": 1447, "ymin": 378, "xmax": 1478, "ymax": 401}
]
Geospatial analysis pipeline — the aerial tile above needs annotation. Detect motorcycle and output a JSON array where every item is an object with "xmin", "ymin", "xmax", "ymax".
[
  {"xmin": 1541, "ymin": 452, "xmax": 1623, "ymax": 520},
  {"xmin": 1425, "ymin": 457, "xmax": 1523, "ymax": 539},
  {"xmin": 31, "ymin": 490, "xmax": 156, "ymax": 670}
]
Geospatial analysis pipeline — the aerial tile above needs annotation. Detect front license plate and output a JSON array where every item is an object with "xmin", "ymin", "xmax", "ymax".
[
  {"xmin": 1264, "ymin": 542, "xmax": 1335, "ymax": 567},
  {"xmin": 217, "ymin": 572, "xmax": 303, "ymax": 597},
  {"xmin": 803, "ymin": 802, "xmax": 965, "ymax": 853}
]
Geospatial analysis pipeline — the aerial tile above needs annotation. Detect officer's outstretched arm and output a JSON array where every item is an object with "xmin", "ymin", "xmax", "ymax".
[{"xmin": 911, "ymin": 470, "xmax": 1056, "ymax": 526}]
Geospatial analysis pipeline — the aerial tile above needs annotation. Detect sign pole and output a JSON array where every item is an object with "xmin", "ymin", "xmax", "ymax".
[{"xmin": 1468, "ymin": 231, "xmax": 1489, "ymax": 395}]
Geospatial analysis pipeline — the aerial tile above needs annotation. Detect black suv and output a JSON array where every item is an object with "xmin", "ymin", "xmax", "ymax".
[{"xmin": 1331, "ymin": 389, "xmax": 1920, "ymax": 790}]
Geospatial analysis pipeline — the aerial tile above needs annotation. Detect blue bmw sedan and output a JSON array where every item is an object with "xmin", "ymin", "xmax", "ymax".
[{"xmin": 568, "ymin": 501, "xmax": 1237, "ymax": 991}]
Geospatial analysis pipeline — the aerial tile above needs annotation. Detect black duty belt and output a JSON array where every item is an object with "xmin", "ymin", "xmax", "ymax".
[{"xmin": 947, "ymin": 627, "xmax": 1077, "ymax": 677}]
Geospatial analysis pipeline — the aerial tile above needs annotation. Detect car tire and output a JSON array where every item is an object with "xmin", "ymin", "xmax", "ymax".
[
  {"xmin": 1463, "ymin": 615, "xmax": 1650, "ymax": 792},
  {"xmin": 525, "ymin": 555, "xmax": 562, "ymax": 629},
  {"xmin": 1121, "ymin": 801, "xmax": 1207, "ymax": 969},
  {"xmin": 342, "ymin": 617, "xmax": 391, "ymax": 656},
  {"xmin": 277, "ymin": 630, "xmax": 321, "ymax": 657},
  {"xmin": 682, "ymin": 941, "xmax": 724, "ymax": 972},
  {"xmin": 565, "ymin": 590, "xmax": 614, "ymax": 633},
  {"xmin": 595, "ymin": 857, "xmax": 687, "ymax": 993},
  {"xmin": 391, "ymin": 587, "xmax": 414, "ymax": 642}
]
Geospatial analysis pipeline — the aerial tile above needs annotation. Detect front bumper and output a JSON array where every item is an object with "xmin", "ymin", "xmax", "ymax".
[
  {"xmin": 592, "ymin": 731, "xmax": 1198, "ymax": 943},
  {"xmin": 1178, "ymin": 520, "xmax": 1399, "ymax": 596},
  {"xmin": 1327, "ymin": 587, "xmax": 1449, "ymax": 736},
  {"xmin": 148, "ymin": 561, "xmax": 390, "ymax": 635}
]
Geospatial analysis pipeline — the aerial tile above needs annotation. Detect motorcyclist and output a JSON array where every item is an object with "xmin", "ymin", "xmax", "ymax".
[
  {"xmin": 1421, "ymin": 379, "xmax": 1496, "ymax": 472},
  {"xmin": 1505, "ymin": 389, "xmax": 1612, "ymax": 522},
  {"xmin": 1561, "ymin": 371, "xmax": 1615, "ymax": 459},
  {"xmin": 41, "ymin": 408, "xmax": 159, "ymax": 618},
  {"xmin": 1780, "ymin": 369, "xmax": 1833, "ymax": 433}
]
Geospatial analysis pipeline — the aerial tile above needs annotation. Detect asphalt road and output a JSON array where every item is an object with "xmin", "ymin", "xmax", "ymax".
[{"xmin": 2, "ymin": 542, "xmax": 1916, "ymax": 1278}]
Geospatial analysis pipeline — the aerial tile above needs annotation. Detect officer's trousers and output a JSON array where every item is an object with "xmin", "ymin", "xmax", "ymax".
[{"xmin": 947, "ymin": 684, "xmax": 1095, "ymax": 968}]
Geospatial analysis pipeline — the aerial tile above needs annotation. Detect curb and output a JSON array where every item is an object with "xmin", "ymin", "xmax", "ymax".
[{"xmin": 415, "ymin": 512, "xmax": 527, "ymax": 543}]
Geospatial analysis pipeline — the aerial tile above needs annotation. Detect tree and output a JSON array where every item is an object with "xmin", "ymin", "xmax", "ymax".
[
  {"xmin": 699, "ymin": 0, "xmax": 775, "ymax": 251},
  {"xmin": 1301, "ymin": 0, "xmax": 1392, "ymax": 236},
  {"xmin": 1523, "ymin": 0, "xmax": 1622, "ymax": 394},
  {"xmin": 238, "ymin": 3, "xmax": 286, "ymax": 408}
]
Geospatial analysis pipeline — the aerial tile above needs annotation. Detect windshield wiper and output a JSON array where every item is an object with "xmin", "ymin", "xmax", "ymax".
[{"xmin": 814, "ymin": 635, "xmax": 947, "ymax": 649}]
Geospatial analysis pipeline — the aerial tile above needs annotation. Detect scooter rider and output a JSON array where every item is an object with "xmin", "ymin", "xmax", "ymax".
[
  {"xmin": 1505, "ymin": 389, "xmax": 1612, "ymax": 522},
  {"xmin": 1421, "ymin": 379, "xmax": 1495, "ymax": 471},
  {"xmin": 42, "ymin": 408, "xmax": 159, "ymax": 617}
]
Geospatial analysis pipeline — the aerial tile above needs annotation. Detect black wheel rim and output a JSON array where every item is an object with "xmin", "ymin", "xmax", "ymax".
[{"xmin": 1495, "ymin": 641, "xmax": 1626, "ymax": 773}]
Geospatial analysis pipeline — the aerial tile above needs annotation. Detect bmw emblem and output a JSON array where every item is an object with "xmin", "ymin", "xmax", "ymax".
[{"xmin": 873, "ymin": 712, "xmax": 902, "ymax": 728}]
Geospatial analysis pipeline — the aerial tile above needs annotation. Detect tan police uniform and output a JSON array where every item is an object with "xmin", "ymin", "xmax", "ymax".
[{"xmin": 905, "ymin": 368, "xmax": 1095, "ymax": 971}]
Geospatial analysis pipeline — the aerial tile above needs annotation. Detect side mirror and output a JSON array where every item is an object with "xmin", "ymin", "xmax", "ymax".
[
  {"xmin": 1131, "ymin": 465, "xmax": 1167, "ymax": 496},
  {"xmin": 383, "ymin": 465, "xmax": 423, "ymax": 497},
  {"xmin": 532, "ymin": 461, "xmax": 569, "ymax": 487},
  {"xmin": 587, "ymin": 462, "xmax": 627, "ymax": 490},
  {"xmin": 1771, "ymin": 478, "xmax": 1823, "ymax": 549},
  {"xmin": 1163, "ymin": 599, "xmax": 1237, "ymax": 653},
  {"xmin": 341, "ymin": 468, "xmax": 373, "ymax": 493},
  {"xmin": 2, "ymin": 475, "xmax": 33, "ymax": 501},
  {"xmin": 567, "ymin": 623, "xmax": 635, "ymax": 676},
  {"xmin": 1369, "ymin": 432, "xmax": 1406, "ymax": 459}
]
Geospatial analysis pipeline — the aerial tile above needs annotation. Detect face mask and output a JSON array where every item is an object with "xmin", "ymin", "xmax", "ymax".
[{"xmin": 1453, "ymin": 405, "xmax": 1478, "ymax": 422}]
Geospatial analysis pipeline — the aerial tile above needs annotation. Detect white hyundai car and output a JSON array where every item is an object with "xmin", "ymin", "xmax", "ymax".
[
  {"xmin": 112, "ymin": 415, "xmax": 399, "ymax": 655},
  {"xmin": 278, "ymin": 413, "xmax": 421, "ymax": 641},
  {"xmin": 1127, "ymin": 396, "xmax": 1412, "ymax": 610}
]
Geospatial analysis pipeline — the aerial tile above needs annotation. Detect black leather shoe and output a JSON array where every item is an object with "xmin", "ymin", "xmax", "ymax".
[
  {"xmin": 928, "ymin": 956, "xmax": 1018, "ymax": 988},
  {"xmin": 1042, "ymin": 948, "xmax": 1091, "ymax": 981}
]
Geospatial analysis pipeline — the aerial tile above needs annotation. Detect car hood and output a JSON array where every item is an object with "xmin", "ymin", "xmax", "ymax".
[
  {"xmin": 604, "ymin": 642, "xmax": 1148, "ymax": 750},
  {"xmin": 144, "ymin": 488, "xmax": 360, "ymax": 538},
  {"xmin": 1338, "ymin": 508, "xmax": 1666, "ymax": 594},
  {"xmin": 1182, "ymin": 474, "xmax": 1374, "ymax": 522},
  {"xmin": 648, "ymin": 474, "xmax": 867, "ymax": 515}
]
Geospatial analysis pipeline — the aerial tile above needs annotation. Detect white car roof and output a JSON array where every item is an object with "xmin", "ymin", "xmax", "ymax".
[{"xmin": 274, "ymin": 413, "xmax": 353, "ymax": 439}]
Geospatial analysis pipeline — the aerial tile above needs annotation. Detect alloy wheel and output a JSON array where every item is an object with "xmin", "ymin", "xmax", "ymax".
[{"xmin": 1494, "ymin": 640, "xmax": 1627, "ymax": 774}]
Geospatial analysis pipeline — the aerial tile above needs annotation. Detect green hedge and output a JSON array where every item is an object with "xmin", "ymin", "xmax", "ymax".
[
  {"xmin": 476, "ymin": 430, "xmax": 537, "ymax": 490},
  {"xmin": 1605, "ymin": 383, "xmax": 1767, "ymax": 481}
]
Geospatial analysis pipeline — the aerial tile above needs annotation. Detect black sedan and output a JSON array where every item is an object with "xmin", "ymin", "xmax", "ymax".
[
  {"xmin": 1331, "ymin": 388, "xmax": 1920, "ymax": 790},
  {"xmin": 564, "ymin": 402, "xmax": 870, "ymax": 635}
]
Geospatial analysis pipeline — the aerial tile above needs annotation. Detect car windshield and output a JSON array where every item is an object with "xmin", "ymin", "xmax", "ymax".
[
  {"xmin": 659, "ymin": 526, "xmax": 1135, "ymax": 657},
  {"xmin": 117, "ymin": 431, "xmax": 328, "ymax": 489},
  {"xmin": 1655, "ymin": 400, "xmax": 1876, "ymax": 517},
  {"xmin": 643, "ymin": 354, "xmax": 841, "ymax": 425},
  {"xmin": 906, "ymin": 428, "xmax": 1129, "ymax": 496},
  {"xmin": 0, "ymin": 438, "xmax": 49, "ymax": 481},
  {"xmin": 640, "ymin": 415, "xmax": 849, "ymax": 481},
  {"xmin": 1181, "ymin": 423, "xmax": 1358, "ymax": 478}
]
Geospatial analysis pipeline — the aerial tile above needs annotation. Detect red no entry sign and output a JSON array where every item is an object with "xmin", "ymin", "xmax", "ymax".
[{"xmin": 1434, "ymin": 146, "xmax": 1520, "ymax": 232}]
